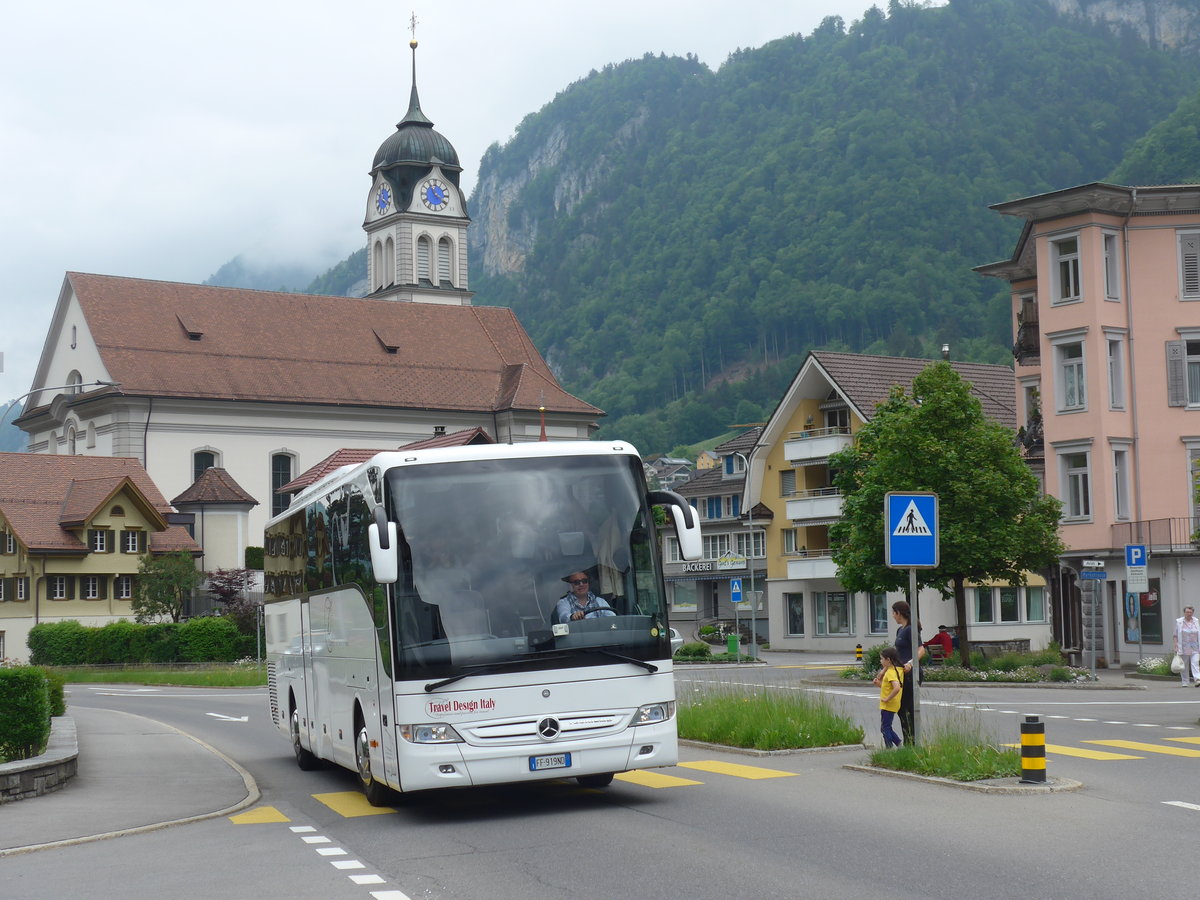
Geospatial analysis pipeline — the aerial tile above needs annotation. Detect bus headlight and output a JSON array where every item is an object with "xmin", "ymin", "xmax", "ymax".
[
  {"xmin": 630, "ymin": 701, "xmax": 675, "ymax": 726},
  {"xmin": 400, "ymin": 723, "xmax": 464, "ymax": 743}
]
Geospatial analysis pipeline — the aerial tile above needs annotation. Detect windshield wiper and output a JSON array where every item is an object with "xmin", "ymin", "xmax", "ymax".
[
  {"xmin": 424, "ymin": 654, "xmax": 569, "ymax": 692},
  {"xmin": 593, "ymin": 649, "xmax": 658, "ymax": 673}
]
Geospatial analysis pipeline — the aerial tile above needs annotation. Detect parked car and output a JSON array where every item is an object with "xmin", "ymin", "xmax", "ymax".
[{"xmin": 669, "ymin": 627, "xmax": 684, "ymax": 656}]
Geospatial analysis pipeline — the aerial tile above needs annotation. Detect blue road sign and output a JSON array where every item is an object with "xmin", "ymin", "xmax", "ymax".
[
  {"xmin": 1080, "ymin": 571, "xmax": 1107, "ymax": 580},
  {"xmin": 1125, "ymin": 544, "xmax": 1147, "ymax": 567},
  {"xmin": 885, "ymin": 492, "xmax": 939, "ymax": 568},
  {"xmin": 730, "ymin": 577, "xmax": 743, "ymax": 603}
]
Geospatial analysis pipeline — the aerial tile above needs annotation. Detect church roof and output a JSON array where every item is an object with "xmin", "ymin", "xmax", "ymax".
[
  {"xmin": 0, "ymin": 452, "xmax": 198, "ymax": 555},
  {"xmin": 59, "ymin": 273, "xmax": 601, "ymax": 418}
]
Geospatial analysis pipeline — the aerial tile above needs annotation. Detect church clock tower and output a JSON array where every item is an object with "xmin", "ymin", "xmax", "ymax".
[{"xmin": 364, "ymin": 36, "xmax": 472, "ymax": 305}]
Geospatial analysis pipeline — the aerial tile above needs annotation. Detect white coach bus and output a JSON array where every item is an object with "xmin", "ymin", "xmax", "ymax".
[{"xmin": 264, "ymin": 441, "xmax": 701, "ymax": 804}]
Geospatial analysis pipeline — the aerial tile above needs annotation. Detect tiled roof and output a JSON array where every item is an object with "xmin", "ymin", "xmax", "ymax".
[
  {"xmin": 60, "ymin": 273, "xmax": 601, "ymax": 417},
  {"xmin": 715, "ymin": 427, "xmax": 763, "ymax": 454},
  {"xmin": 280, "ymin": 428, "xmax": 499, "ymax": 495},
  {"xmin": 397, "ymin": 427, "xmax": 494, "ymax": 451},
  {"xmin": 171, "ymin": 467, "xmax": 258, "ymax": 506},
  {"xmin": 676, "ymin": 468, "xmax": 741, "ymax": 498},
  {"xmin": 0, "ymin": 453, "xmax": 198, "ymax": 554},
  {"xmin": 810, "ymin": 352, "xmax": 1016, "ymax": 429}
]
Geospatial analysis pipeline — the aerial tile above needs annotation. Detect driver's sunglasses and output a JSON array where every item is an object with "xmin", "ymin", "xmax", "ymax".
[{"xmin": 568, "ymin": 578, "xmax": 589, "ymax": 585}]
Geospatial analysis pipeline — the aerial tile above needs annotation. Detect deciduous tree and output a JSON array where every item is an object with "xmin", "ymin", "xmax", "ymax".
[
  {"xmin": 828, "ymin": 363, "xmax": 1064, "ymax": 664},
  {"xmin": 133, "ymin": 551, "xmax": 203, "ymax": 624}
]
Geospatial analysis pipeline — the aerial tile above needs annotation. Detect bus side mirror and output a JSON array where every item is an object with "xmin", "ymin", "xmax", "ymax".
[
  {"xmin": 368, "ymin": 512, "xmax": 399, "ymax": 584},
  {"xmin": 648, "ymin": 490, "xmax": 702, "ymax": 561}
]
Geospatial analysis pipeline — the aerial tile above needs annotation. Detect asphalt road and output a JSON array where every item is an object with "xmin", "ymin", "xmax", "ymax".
[{"xmin": 7, "ymin": 666, "xmax": 1194, "ymax": 899}]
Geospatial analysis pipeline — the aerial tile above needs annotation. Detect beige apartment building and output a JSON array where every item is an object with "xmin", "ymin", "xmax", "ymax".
[{"xmin": 978, "ymin": 182, "xmax": 1200, "ymax": 664}]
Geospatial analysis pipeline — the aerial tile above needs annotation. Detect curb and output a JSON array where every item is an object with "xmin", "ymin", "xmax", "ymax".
[
  {"xmin": 843, "ymin": 764, "xmax": 1084, "ymax": 793},
  {"xmin": 801, "ymin": 677, "xmax": 1141, "ymax": 690},
  {"xmin": 681, "ymin": 739, "xmax": 867, "ymax": 758}
]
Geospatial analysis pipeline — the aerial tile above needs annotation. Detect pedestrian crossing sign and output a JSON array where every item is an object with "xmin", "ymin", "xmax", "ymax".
[{"xmin": 885, "ymin": 492, "xmax": 939, "ymax": 568}]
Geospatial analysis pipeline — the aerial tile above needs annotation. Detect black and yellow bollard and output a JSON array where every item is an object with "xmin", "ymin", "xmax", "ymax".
[
  {"xmin": 855, "ymin": 643, "xmax": 863, "ymax": 663},
  {"xmin": 1019, "ymin": 715, "xmax": 1046, "ymax": 784}
]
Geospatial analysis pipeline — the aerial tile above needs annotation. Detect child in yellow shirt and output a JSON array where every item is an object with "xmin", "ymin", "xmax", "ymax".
[{"xmin": 875, "ymin": 647, "xmax": 904, "ymax": 748}]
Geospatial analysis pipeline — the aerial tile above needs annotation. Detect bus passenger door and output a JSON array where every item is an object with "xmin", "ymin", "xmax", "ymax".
[{"xmin": 298, "ymin": 599, "xmax": 319, "ymax": 756}]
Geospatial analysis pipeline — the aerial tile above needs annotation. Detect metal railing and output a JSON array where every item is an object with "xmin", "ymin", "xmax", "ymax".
[
  {"xmin": 785, "ymin": 426, "xmax": 851, "ymax": 442},
  {"xmin": 1111, "ymin": 518, "xmax": 1200, "ymax": 554}
]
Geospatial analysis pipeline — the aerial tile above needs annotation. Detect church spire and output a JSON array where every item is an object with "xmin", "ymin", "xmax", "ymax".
[{"xmin": 399, "ymin": 14, "xmax": 433, "ymax": 128}]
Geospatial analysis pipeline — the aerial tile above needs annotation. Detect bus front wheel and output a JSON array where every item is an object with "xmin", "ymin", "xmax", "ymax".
[{"xmin": 355, "ymin": 716, "xmax": 393, "ymax": 806}]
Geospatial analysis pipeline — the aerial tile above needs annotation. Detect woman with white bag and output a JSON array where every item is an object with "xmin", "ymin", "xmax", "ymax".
[{"xmin": 1173, "ymin": 606, "xmax": 1200, "ymax": 686}]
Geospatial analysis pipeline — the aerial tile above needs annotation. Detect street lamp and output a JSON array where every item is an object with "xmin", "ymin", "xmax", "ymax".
[
  {"xmin": 733, "ymin": 450, "xmax": 759, "ymax": 659},
  {"xmin": 0, "ymin": 380, "xmax": 121, "ymax": 435}
]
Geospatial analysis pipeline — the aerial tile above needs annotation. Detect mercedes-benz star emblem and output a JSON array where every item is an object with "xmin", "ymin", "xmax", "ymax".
[{"xmin": 537, "ymin": 717, "xmax": 561, "ymax": 740}]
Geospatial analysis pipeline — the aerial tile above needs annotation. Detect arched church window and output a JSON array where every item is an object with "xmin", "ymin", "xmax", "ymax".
[
  {"xmin": 438, "ymin": 237, "xmax": 452, "ymax": 285},
  {"xmin": 66, "ymin": 371, "xmax": 83, "ymax": 396},
  {"xmin": 416, "ymin": 236, "xmax": 431, "ymax": 283},
  {"xmin": 193, "ymin": 450, "xmax": 217, "ymax": 483},
  {"xmin": 385, "ymin": 236, "xmax": 395, "ymax": 286},
  {"xmin": 67, "ymin": 424, "xmax": 77, "ymax": 456},
  {"xmin": 373, "ymin": 240, "xmax": 384, "ymax": 291}
]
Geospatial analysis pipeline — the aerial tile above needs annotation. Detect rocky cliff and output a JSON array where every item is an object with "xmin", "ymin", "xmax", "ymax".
[{"xmin": 1046, "ymin": 0, "xmax": 1200, "ymax": 53}]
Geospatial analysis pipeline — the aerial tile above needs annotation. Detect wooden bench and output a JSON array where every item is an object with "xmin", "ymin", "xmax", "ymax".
[{"xmin": 926, "ymin": 644, "xmax": 947, "ymax": 666}]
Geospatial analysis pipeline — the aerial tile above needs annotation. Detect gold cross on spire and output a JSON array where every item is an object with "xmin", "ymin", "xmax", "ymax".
[{"xmin": 408, "ymin": 12, "xmax": 419, "ymax": 48}]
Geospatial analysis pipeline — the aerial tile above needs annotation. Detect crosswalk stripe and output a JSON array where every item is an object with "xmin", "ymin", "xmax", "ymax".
[
  {"xmin": 678, "ymin": 761, "xmax": 798, "ymax": 779},
  {"xmin": 1004, "ymin": 742, "xmax": 1140, "ymax": 760},
  {"xmin": 1085, "ymin": 739, "xmax": 1200, "ymax": 757},
  {"xmin": 615, "ymin": 770, "xmax": 703, "ymax": 788}
]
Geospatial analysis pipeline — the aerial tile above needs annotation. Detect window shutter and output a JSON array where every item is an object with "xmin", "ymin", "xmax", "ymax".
[
  {"xmin": 98, "ymin": 576, "xmax": 108, "ymax": 600},
  {"xmin": 107, "ymin": 530, "xmax": 115, "ymax": 553},
  {"xmin": 0, "ymin": 578, "xmax": 9, "ymax": 601},
  {"xmin": 438, "ymin": 238, "xmax": 451, "ymax": 284},
  {"xmin": 780, "ymin": 470, "xmax": 796, "ymax": 496},
  {"xmin": 66, "ymin": 576, "xmax": 76, "ymax": 600},
  {"xmin": 1183, "ymin": 234, "xmax": 1200, "ymax": 297},
  {"xmin": 1167, "ymin": 340, "xmax": 1187, "ymax": 406},
  {"xmin": 416, "ymin": 237, "xmax": 430, "ymax": 281}
]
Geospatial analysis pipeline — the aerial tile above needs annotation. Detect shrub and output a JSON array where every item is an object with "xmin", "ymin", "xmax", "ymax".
[
  {"xmin": 88, "ymin": 620, "xmax": 143, "ymax": 664},
  {"xmin": 0, "ymin": 667, "xmax": 51, "ymax": 761},
  {"xmin": 28, "ymin": 620, "xmax": 89, "ymax": 666},
  {"xmin": 244, "ymin": 546, "xmax": 264, "ymax": 570},
  {"xmin": 178, "ymin": 616, "xmax": 241, "ymax": 662},
  {"xmin": 675, "ymin": 641, "xmax": 713, "ymax": 660},
  {"xmin": 698, "ymin": 625, "xmax": 717, "ymax": 636},
  {"xmin": 141, "ymin": 622, "xmax": 181, "ymax": 662},
  {"xmin": 37, "ymin": 667, "xmax": 67, "ymax": 716}
]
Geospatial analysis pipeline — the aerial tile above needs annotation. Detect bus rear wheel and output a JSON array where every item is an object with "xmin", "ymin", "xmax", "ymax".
[
  {"xmin": 291, "ymin": 706, "xmax": 320, "ymax": 771},
  {"xmin": 576, "ymin": 773, "xmax": 615, "ymax": 789},
  {"xmin": 355, "ymin": 717, "xmax": 393, "ymax": 806}
]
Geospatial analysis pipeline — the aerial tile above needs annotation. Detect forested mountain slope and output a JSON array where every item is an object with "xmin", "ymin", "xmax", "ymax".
[{"xmin": 305, "ymin": 0, "xmax": 1200, "ymax": 453}]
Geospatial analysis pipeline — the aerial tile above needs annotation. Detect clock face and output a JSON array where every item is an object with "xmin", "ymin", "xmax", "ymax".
[
  {"xmin": 421, "ymin": 178, "xmax": 449, "ymax": 211},
  {"xmin": 375, "ymin": 184, "xmax": 392, "ymax": 214}
]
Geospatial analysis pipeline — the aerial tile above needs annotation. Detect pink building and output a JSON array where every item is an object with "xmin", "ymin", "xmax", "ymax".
[{"xmin": 979, "ymin": 182, "xmax": 1200, "ymax": 664}]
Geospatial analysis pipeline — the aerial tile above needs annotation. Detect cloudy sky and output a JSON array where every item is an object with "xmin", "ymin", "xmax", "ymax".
[{"xmin": 1, "ymin": 0, "xmax": 903, "ymax": 401}]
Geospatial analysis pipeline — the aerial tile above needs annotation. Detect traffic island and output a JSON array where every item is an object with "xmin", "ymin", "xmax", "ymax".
[{"xmin": 0, "ymin": 717, "xmax": 77, "ymax": 803}]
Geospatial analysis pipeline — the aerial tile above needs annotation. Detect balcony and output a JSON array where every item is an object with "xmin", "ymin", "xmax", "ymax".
[
  {"xmin": 786, "ymin": 550, "xmax": 837, "ymax": 580},
  {"xmin": 1111, "ymin": 518, "xmax": 1200, "ymax": 555},
  {"xmin": 783, "ymin": 426, "xmax": 852, "ymax": 464},
  {"xmin": 785, "ymin": 488, "xmax": 844, "ymax": 523}
]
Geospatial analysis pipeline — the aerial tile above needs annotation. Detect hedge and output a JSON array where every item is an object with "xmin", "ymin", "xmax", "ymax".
[
  {"xmin": 28, "ymin": 617, "xmax": 250, "ymax": 665},
  {"xmin": 0, "ymin": 668, "xmax": 51, "ymax": 762}
]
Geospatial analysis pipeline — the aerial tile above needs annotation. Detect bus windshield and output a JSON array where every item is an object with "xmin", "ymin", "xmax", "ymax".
[{"xmin": 385, "ymin": 453, "xmax": 670, "ymax": 680}]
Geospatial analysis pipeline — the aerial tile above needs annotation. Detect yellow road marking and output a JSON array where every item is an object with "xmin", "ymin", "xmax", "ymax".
[
  {"xmin": 1085, "ymin": 739, "xmax": 1200, "ymax": 757},
  {"xmin": 1166, "ymin": 737, "xmax": 1200, "ymax": 745},
  {"xmin": 312, "ymin": 791, "xmax": 396, "ymax": 816},
  {"xmin": 677, "ymin": 760, "xmax": 798, "ymax": 780},
  {"xmin": 614, "ymin": 770, "xmax": 703, "ymax": 788},
  {"xmin": 1004, "ymin": 743, "xmax": 1140, "ymax": 760},
  {"xmin": 230, "ymin": 806, "xmax": 291, "ymax": 824}
]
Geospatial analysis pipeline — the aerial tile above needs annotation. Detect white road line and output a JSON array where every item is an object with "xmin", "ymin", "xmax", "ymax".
[{"xmin": 1164, "ymin": 801, "xmax": 1200, "ymax": 811}]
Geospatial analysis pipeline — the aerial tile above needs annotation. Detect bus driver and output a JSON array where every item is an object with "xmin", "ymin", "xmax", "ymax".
[{"xmin": 555, "ymin": 572, "xmax": 616, "ymax": 624}]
